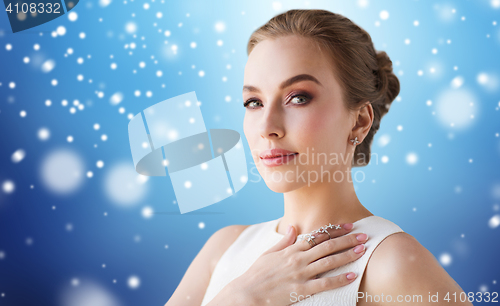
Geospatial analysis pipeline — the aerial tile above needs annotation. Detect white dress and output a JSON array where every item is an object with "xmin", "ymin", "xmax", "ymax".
[{"xmin": 201, "ymin": 215, "xmax": 404, "ymax": 306}]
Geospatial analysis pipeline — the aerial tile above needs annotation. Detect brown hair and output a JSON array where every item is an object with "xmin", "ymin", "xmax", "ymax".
[{"xmin": 247, "ymin": 9, "xmax": 400, "ymax": 167}]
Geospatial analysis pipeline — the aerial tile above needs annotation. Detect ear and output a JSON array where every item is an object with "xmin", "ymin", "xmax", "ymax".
[{"xmin": 350, "ymin": 101, "xmax": 374, "ymax": 142}]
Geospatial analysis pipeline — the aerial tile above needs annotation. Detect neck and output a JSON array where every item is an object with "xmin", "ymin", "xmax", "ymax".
[{"xmin": 276, "ymin": 177, "xmax": 373, "ymax": 236}]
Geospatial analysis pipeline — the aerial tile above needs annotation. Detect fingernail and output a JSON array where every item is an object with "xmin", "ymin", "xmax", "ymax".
[
  {"xmin": 287, "ymin": 224, "xmax": 292, "ymax": 234},
  {"xmin": 346, "ymin": 272, "xmax": 357, "ymax": 280},
  {"xmin": 353, "ymin": 244, "xmax": 365, "ymax": 254},
  {"xmin": 356, "ymin": 233, "xmax": 367, "ymax": 241},
  {"xmin": 343, "ymin": 223, "xmax": 353, "ymax": 230}
]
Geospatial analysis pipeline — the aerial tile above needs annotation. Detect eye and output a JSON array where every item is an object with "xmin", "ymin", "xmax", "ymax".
[
  {"xmin": 243, "ymin": 99, "xmax": 262, "ymax": 109},
  {"xmin": 243, "ymin": 93, "xmax": 312, "ymax": 109},
  {"xmin": 289, "ymin": 94, "xmax": 311, "ymax": 105}
]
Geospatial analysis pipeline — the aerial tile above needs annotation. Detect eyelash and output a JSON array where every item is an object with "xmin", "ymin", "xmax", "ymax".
[{"xmin": 243, "ymin": 92, "xmax": 312, "ymax": 109}]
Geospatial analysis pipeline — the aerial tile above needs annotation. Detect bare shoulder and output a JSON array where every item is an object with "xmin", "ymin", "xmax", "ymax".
[
  {"xmin": 206, "ymin": 224, "xmax": 251, "ymax": 275},
  {"xmin": 358, "ymin": 232, "xmax": 472, "ymax": 306},
  {"xmin": 363, "ymin": 232, "xmax": 424, "ymax": 280}
]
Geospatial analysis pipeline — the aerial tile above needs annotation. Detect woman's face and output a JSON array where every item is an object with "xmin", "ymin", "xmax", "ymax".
[
  {"xmin": 243, "ymin": 35, "xmax": 355, "ymax": 193},
  {"xmin": 243, "ymin": 36, "xmax": 356, "ymax": 193}
]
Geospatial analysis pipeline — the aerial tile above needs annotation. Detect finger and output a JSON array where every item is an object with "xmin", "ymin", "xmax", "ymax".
[
  {"xmin": 308, "ymin": 222, "xmax": 355, "ymax": 246},
  {"xmin": 294, "ymin": 223, "xmax": 354, "ymax": 252},
  {"xmin": 306, "ymin": 243, "xmax": 366, "ymax": 277},
  {"xmin": 302, "ymin": 272, "xmax": 358, "ymax": 296},
  {"xmin": 262, "ymin": 225, "xmax": 297, "ymax": 255},
  {"xmin": 323, "ymin": 222, "xmax": 354, "ymax": 239},
  {"xmin": 304, "ymin": 232, "xmax": 368, "ymax": 263}
]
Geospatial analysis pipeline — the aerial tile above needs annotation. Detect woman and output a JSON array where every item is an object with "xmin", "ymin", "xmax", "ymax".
[{"xmin": 166, "ymin": 9, "xmax": 471, "ymax": 306}]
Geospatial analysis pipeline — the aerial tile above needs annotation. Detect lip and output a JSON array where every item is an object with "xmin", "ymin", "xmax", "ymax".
[{"xmin": 259, "ymin": 148, "xmax": 298, "ymax": 167}]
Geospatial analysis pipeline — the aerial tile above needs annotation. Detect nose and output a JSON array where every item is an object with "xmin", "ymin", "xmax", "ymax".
[{"xmin": 259, "ymin": 101, "xmax": 285, "ymax": 140}]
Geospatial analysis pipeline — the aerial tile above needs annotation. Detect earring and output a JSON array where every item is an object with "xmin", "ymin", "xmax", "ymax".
[{"xmin": 350, "ymin": 136, "xmax": 361, "ymax": 146}]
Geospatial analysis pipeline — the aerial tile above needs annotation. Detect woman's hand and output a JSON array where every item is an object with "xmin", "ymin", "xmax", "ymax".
[{"xmin": 225, "ymin": 223, "xmax": 368, "ymax": 306}]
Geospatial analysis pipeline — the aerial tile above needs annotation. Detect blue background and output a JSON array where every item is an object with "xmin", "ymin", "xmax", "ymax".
[{"xmin": 1, "ymin": 0, "xmax": 500, "ymax": 305}]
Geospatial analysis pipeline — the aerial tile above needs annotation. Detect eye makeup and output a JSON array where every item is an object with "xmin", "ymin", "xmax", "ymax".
[{"xmin": 243, "ymin": 90, "xmax": 313, "ymax": 109}]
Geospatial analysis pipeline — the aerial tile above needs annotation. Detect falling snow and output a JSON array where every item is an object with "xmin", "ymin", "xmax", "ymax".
[{"xmin": 0, "ymin": 3, "xmax": 498, "ymax": 304}]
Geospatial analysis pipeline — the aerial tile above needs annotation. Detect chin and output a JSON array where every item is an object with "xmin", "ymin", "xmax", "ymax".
[
  {"xmin": 258, "ymin": 166, "xmax": 304, "ymax": 193},
  {"xmin": 264, "ymin": 181, "xmax": 302, "ymax": 193}
]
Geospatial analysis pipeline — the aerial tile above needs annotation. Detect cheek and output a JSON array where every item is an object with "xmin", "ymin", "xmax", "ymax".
[
  {"xmin": 290, "ymin": 106, "xmax": 345, "ymax": 151},
  {"xmin": 243, "ymin": 114, "xmax": 256, "ymax": 139},
  {"xmin": 243, "ymin": 114, "xmax": 258, "ymax": 157},
  {"xmin": 243, "ymin": 114, "xmax": 249, "ymax": 139}
]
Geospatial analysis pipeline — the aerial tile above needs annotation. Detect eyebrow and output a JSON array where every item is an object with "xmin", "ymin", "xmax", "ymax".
[{"xmin": 242, "ymin": 74, "xmax": 323, "ymax": 93}]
